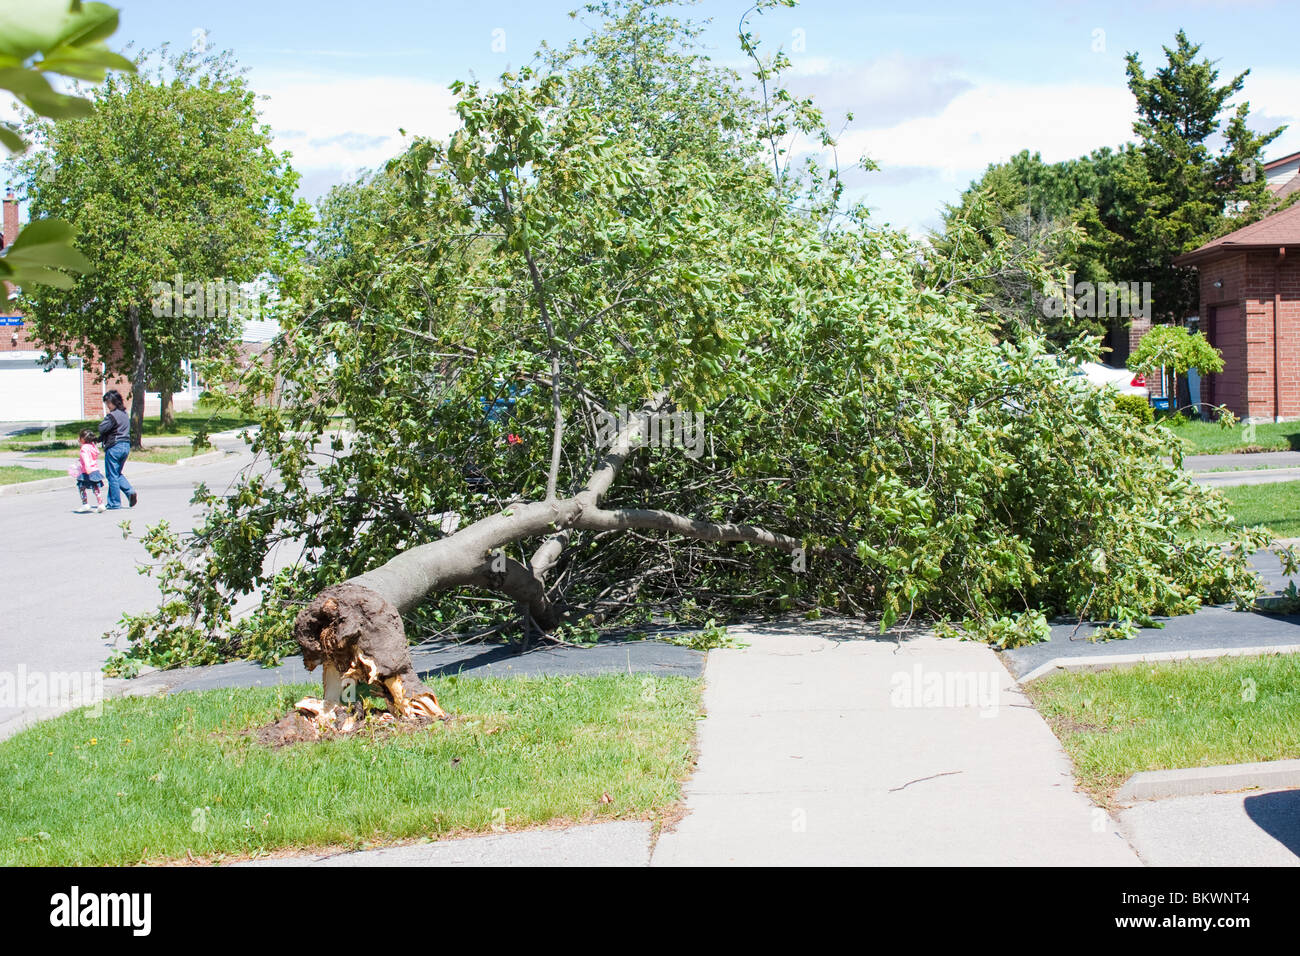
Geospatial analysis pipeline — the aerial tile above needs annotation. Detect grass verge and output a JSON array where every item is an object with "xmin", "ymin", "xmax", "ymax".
[
  {"xmin": 1186, "ymin": 480, "xmax": 1300, "ymax": 542},
  {"xmin": 0, "ymin": 675, "xmax": 702, "ymax": 865},
  {"xmin": 1167, "ymin": 419, "xmax": 1300, "ymax": 455},
  {"xmin": 0, "ymin": 465, "xmax": 63, "ymax": 486},
  {"xmin": 1025, "ymin": 654, "xmax": 1300, "ymax": 801}
]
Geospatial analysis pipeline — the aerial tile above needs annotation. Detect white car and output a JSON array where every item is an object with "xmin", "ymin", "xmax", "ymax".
[{"xmin": 1075, "ymin": 361, "xmax": 1149, "ymax": 398}]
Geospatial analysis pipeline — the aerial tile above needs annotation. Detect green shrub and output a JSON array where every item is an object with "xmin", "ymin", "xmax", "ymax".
[{"xmin": 1113, "ymin": 393, "xmax": 1154, "ymax": 425}]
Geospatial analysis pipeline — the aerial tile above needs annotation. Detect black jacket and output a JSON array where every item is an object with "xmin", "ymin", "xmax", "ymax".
[{"xmin": 98, "ymin": 408, "xmax": 131, "ymax": 449}]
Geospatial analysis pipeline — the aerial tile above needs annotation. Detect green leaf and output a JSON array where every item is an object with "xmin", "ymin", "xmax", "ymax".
[
  {"xmin": 0, "ymin": 122, "xmax": 25, "ymax": 152},
  {"xmin": 0, "ymin": 217, "xmax": 91, "ymax": 287}
]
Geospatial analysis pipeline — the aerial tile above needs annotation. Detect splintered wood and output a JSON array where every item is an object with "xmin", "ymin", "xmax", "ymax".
[{"xmin": 282, "ymin": 581, "xmax": 449, "ymax": 736}]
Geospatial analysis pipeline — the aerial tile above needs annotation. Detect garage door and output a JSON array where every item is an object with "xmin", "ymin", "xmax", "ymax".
[{"xmin": 0, "ymin": 352, "xmax": 83, "ymax": 421}]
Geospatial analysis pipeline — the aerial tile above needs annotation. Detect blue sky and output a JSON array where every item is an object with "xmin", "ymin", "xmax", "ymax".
[{"xmin": 105, "ymin": 0, "xmax": 1300, "ymax": 233}]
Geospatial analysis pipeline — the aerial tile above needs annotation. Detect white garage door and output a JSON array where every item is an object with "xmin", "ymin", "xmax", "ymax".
[{"xmin": 0, "ymin": 352, "xmax": 83, "ymax": 421}]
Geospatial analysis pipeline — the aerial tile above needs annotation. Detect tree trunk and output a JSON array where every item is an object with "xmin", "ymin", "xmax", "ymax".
[
  {"xmin": 160, "ymin": 389, "xmax": 175, "ymax": 432},
  {"xmin": 128, "ymin": 304, "xmax": 146, "ymax": 451}
]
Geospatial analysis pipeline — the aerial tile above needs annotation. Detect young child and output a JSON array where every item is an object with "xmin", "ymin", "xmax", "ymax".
[{"xmin": 69, "ymin": 429, "xmax": 106, "ymax": 513}]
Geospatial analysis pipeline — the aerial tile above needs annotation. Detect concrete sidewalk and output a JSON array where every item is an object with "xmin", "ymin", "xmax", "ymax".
[
  {"xmin": 1118, "ymin": 788, "xmax": 1300, "ymax": 866},
  {"xmin": 650, "ymin": 622, "xmax": 1139, "ymax": 866},
  {"xmin": 220, "ymin": 620, "xmax": 1138, "ymax": 868}
]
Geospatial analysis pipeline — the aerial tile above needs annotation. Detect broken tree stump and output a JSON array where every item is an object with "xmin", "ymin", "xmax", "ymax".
[{"xmin": 290, "ymin": 582, "xmax": 447, "ymax": 728}]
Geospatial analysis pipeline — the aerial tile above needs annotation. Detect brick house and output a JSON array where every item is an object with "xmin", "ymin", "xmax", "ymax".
[
  {"xmin": 1174, "ymin": 195, "xmax": 1300, "ymax": 423},
  {"xmin": 1, "ymin": 189, "xmax": 131, "ymax": 422}
]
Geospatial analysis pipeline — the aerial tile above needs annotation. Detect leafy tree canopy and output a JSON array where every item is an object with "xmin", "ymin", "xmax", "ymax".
[
  {"xmin": 0, "ymin": 0, "xmax": 134, "ymax": 290},
  {"xmin": 1128, "ymin": 324, "xmax": 1225, "ymax": 377},
  {"xmin": 12, "ymin": 43, "xmax": 311, "ymax": 435}
]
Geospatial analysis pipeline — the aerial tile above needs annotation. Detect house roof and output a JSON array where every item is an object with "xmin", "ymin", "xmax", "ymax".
[
  {"xmin": 1264, "ymin": 150, "xmax": 1300, "ymax": 171},
  {"xmin": 1174, "ymin": 201, "xmax": 1300, "ymax": 266},
  {"xmin": 1270, "ymin": 173, "xmax": 1300, "ymax": 200}
]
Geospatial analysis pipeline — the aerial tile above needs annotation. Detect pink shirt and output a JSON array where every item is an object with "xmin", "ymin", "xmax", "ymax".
[{"xmin": 78, "ymin": 443, "xmax": 99, "ymax": 475}]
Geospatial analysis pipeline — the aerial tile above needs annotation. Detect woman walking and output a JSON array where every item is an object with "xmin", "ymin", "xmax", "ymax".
[{"xmin": 97, "ymin": 390, "xmax": 138, "ymax": 510}]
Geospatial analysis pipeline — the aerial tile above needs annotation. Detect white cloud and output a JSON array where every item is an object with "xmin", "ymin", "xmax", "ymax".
[
  {"xmin": 1233, "ymin": 68, "xmax": 1300, "ymax": 158},
  {"xmin": 836, "ymin": 79, "xmax": 1136, "ymax": 178},
  {"xmin": 245, "ymin": 61, "xmax": 1300, "ymax": 219},
  {"xmin": 786, "ymin": 53, "xmax": 974, "ymax": 129},
  {"xmin": 250, "ymin": 70, "xmax": 460, "ymax": 194}
]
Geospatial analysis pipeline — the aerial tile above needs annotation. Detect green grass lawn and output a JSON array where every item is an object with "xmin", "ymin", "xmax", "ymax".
[
  {"xmin": 0, "ymin": 465, "xmax": 63, "ymax": 486},
  {"xmin": 2, "ymin": 409, "xmax": 254, "ymax": 446},
  {"xmin": 1026, "ymin": 654, "xmax": 1300, "ymax": 800},
  {"xmin": 13, "ymin": 444, "xmax": 208, "ymax": 465},
  {"xmin": 0, "ymin": 675, "xmax": 702, "ymax": 866},
  {"xmin": 1186, "ymin": 480, "xmax": 1300, "ymax": 542},
  {"xmin": 1166, "ymin": 419, "xmax": 1300, "ymax": 455}
]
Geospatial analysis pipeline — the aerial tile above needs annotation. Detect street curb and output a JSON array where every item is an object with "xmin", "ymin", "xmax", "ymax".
[
  {"xmin": 1016, "ymin": 643, "xmax": 1300, "ymax": 684},
  {"xmin": 0, "ymin": 474, "xmax": 70, "ymax": 496},
  {"xmin": 1116, "ymin": 758, "xmax": 1300, "ymax": 802},
  {"xmin": 1192, "ymin": 467, "xmax": 1300, "ymax": 487},
  {"xmin": 175, "ymin": 449, "xmax": 228, "ymax": 467}
]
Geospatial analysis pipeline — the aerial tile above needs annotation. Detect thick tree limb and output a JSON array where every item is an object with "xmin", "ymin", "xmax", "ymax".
[
  {"xmin": 573, "ymin": 506, "xmax": 804, "ymax": 552},
  {"xmin": 529, "ymin": 390, "xmax": 670, "ymax": 580},
  {"xmin": 290, "ymin": 388, "xmax": 841, "ymax": 719}
]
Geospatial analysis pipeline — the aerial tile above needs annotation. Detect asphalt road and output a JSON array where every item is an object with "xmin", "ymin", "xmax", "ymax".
[{"xmin": 0, "ymin": 440, "xmax": 257, "ymax": 734}]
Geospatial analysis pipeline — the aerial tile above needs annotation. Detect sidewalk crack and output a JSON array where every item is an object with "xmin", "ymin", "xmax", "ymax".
[{"xmin": 889, "ymin": 770, "xmax": 964, "ymax": 792}]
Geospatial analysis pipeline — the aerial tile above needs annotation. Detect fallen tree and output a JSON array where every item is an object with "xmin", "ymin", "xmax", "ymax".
[{"xmin": 111, "ymin": 1, "xmax": 1267, "ymax": 691}]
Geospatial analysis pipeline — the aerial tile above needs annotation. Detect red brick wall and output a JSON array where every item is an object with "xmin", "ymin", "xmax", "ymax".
[{"xmin": 1193, "ymin": 250, "xmax": 1300, "ymax": 421}]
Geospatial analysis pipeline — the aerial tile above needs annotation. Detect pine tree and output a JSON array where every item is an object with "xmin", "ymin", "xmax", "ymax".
[{"xmin": 1119, "ymin": 30, "xmax": 1284, "ymax": 323}]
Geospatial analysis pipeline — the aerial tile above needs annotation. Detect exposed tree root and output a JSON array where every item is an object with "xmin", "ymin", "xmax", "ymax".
[{"xmin": 291, "ymin": 582, "xmax": 448, "ymax": 727}]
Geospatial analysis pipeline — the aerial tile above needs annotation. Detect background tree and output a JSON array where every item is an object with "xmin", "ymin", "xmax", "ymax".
[
  {"xmin": 924, "ymin": 162, "xmax": 1083, "ymax": 345},
  {"xmin": 1127, "ymin": 324, "xmax": 1224, "ymax": 412},
  {"xmin": 13, "ymin": 44, "xmax": 307, "ymax": 439},
  {"xmin": 936, "ymin": 30, "xmax": 1288, "ymax": 350},
  {"xmin": 929, "ymin": 147, "xmax": 1145, "ymax": 348}
]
